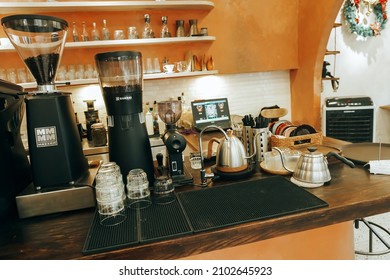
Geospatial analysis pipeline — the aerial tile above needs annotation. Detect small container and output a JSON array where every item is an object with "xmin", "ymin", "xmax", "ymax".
[
  {"xmin": 189, "ymin": 19, "xmax": 199, "ymax": 36},
  {"xmin": 128, "ymin": 26, "xmax": 138, "ymax": 39},
  {"xmin": 113, "ymin": 29, "xmax": 125, "ymax": 40},
  {"xmin": 153, "ymin": 176, "xmax": 175, "ymax": 205},
  {"xmin": 176, "ymin": 20, "xmax": 185, "ymax": 37},
  {"xmin": 91, "ymin": 123, "xmax": 107, "ymax": 147},
  {"xmin": 189, "ymin": 152, "xmax": 201, "ymax": 169},
  {"xmin": 200, "ymin": 27, "xmax": 208, "ymax": 36}
]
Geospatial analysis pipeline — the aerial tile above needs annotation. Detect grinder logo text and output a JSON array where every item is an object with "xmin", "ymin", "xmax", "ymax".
[{"xmin": 35, "ymin": 126, "xmax": 58, "ymax": 148}]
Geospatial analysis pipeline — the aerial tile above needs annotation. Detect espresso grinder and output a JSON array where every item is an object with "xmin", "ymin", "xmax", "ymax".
[
  {"xmin": 94, "ymin": 51, "xmax": 155, "ymax": 185},
  {"xmin": 158, "ymin": 100, "xmax": 193, "ymax": 185},
  {"xmin": 2, "ymin": 15, "xmax": 91, "ymax": 218}
]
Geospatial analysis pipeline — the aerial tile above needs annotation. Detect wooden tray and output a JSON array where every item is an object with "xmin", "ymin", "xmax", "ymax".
[
  {"xmin": 259, "ymin": 161, "xmax": 290, "ymax": 175},
  {"xmin": 270, "ymin": 132, "xmax": 323, "ymax": 149}
]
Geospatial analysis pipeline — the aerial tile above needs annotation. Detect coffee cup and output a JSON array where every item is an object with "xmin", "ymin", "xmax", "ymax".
[{"xmin": 163, "ymin": 64, "xmax": 175, "ymax": 73}]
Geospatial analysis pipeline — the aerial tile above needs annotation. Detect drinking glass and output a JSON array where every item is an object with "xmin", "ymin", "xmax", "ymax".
[
  {"xmin": 95, "ymin": 162, "xmax": 126, "ymax": 226},
  {"xmin": 189, "ymin": 152, "xmax": 201, "ymax": 169},
  {"xmin": 153, "ymin": 176, "xmax": 175, "ymax": 205},
  {"xmin": 126, "ymin": 169, "xmax": 151, "ymax": 209}
]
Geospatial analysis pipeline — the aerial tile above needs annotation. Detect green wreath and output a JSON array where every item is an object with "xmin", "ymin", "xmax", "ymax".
[{"xmin": 344, "ymin": 0, "xmax": 388, "ymax": 37}]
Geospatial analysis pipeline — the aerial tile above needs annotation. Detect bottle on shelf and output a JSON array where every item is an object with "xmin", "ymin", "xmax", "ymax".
[
  {"xmin": 102, "ymin": 19, "xmax": 110, "ymax": 40},
  {"xmin": 152, "ymin": 100, "xmax": 159, "ymax": 135},
  {"xmin": 81, "ymin": 21, "xmax": 89, "ymax": 41},
  {"xmin": 142, "ymin": 14, "xmax": 154, "ymax": 38},
  {"xmin": 161, "ymin": 16, "xmax": 171, "ymax": 38},
  {"xmin": 72, "ymin": 22, "xmax": 79, "ymax": 42},
  {"xmin": 91, "ymin": 22, "xmax": 100, "ymax": 41},
  {"xmin": 145, "ymin": 107, "xmax": 154, "ymax": 136},
  {"xmin": 143, "ymin": 101, "xmax": 150, "ymax": 115},
  {"xmin": 179, "ymin": 92, "xmax": 193, "ymax": 130}
]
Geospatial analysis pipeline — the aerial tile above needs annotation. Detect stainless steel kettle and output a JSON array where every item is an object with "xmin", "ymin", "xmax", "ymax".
[
  {"xmin": 274, "ymin": 146, "xmax": 355, "ymax": 184},
  {"xmin": 198, "ymin": 125, "xmax": 259, "ymax": 185},
  {"xmin": 206, "ymin": 129, "xmax": 256, "ymax": 173}
]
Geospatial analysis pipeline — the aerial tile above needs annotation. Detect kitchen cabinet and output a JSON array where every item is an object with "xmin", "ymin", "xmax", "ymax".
[{"xmin": 0, "ymin": 1, "xmax": 217, "ymax": 88}]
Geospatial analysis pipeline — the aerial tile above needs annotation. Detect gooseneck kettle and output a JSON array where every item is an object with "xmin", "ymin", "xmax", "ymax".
[{"xmin": 199, "ymin": 125, "xmax": 259, "ymax": 186}]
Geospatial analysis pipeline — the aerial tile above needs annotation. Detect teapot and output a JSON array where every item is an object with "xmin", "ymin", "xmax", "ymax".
[
  {"xmin": 198, "ymin": 125, "xmax": 259, "ymax": 185},
  {"xmin": 273, "ymin": 146, "xmax": 355, "ymax": 185}
]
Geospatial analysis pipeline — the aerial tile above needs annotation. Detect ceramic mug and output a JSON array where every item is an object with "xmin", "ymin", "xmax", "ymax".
[{"xmin": 163, "ymin": 64, "xmax": 175, "ymax": 73}]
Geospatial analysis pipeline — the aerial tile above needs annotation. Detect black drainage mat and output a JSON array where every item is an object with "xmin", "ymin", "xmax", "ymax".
[
  {"xmin": 177, "ymin": 176, "xmax": 328, "ymax": 233},
  {"xmin": 82, "ymin": 197, "xmax": 192, "ymax": 255}
]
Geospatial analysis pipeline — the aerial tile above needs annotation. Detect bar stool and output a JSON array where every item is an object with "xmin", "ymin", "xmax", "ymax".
[{"xmin": 354, "ymin": 218, "xmax": 390, "ymax": 256}]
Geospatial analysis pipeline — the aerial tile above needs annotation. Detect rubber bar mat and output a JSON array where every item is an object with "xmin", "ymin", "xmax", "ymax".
[
  {"xmin": 82, "ymin": 197, "xmax": 192, "ymax": 255},
  {"xmin": 176, "ymin": 176, "xmax": 328, "ymax": 233}
]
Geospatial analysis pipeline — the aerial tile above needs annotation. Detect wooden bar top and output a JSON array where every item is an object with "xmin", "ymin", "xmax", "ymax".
[{"xmin": 1, "ymin": 135, "xmax": 390, "ymax": 260}]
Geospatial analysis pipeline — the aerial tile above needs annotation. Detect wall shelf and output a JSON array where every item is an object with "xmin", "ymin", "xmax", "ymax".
[
  {"xmin": 0, "ymin": 36, "xmax": 216, "ymax": 52},
  {"xmin": 322, "ymin": 77, "xmax": 339, "ymax": 81},
  {"xmin": 18, "ymin": 70, "xmax": 219, "ymax": 90},
  {"xmin": 325, "ymin": 50, "xmax": 340, "ymax": 55},
  {"xmin": 0, "ymin": 1, "xmax": 215, "ymax": 14}
]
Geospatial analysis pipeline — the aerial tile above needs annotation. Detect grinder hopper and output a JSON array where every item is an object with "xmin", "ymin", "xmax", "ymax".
[{"xmin": 1, "ymin": 14, "xmax": 68, "ymax": 92}]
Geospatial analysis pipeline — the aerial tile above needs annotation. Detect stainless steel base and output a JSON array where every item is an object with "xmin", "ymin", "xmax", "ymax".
[{"xmin": 16, "ymin": 163, "xmax": 99, "ymax": 219}]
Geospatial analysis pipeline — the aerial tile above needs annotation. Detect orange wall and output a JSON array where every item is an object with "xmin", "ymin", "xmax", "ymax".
[
  {"xmin": 291, "ymin": 0, "xmax": 345, "ymax": 130},
  {"xmin": 0, "ymin": 0, "xmax": 345, "ymax": 129},
  {"xmin": 203, "ymin": 0, "xmax": 299, "ymax": 73}
]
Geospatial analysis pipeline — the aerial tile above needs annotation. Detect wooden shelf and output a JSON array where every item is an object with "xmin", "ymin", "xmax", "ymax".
[
  {"xmin": 325, "ymin": 50, "xmax": 340, "ymax": 55},
  {"xmin": 0, "ymin": 36, "xmax": 216, "ymax": 52},
  {"xmin": 380, "ymin": 105, "xmax": 390, "ymax": 110},
  {"xmin": 18, "ymin": 70, "xmax": 219, "ymax": 89},
  {"xmin": 322, "ymin": 77, "xmax": 339, "ymax": 81},
  {"xmin": 0, "ymin": 1, "xmax": 215, "ymax": 14}
]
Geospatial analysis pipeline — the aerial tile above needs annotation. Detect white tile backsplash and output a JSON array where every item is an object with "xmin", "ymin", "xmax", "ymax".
[{"xmin": 20, "ymin": 71, "xmax": 291, "ymax": 141}]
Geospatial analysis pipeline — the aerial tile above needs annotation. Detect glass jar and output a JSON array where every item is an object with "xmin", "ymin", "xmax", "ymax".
[{"xmin": 91, "ymin": 122, "xmax": 107, "ymax": 147}]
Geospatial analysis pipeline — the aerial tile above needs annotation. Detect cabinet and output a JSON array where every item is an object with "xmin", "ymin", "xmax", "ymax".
[{"xmin": 0, "ymin": 1, "xmax": 217, "ymax": 89}]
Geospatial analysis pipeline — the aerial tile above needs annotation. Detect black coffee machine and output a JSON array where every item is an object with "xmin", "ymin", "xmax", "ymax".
[
  {"xmin": 158, "ymin": 100, "xmax": 193, "ymax": 186},
  {"xmin": 0, "ymin": 80, "xmax": 32, "ymax": 220},
  {"xmin": 2, "ymin": 15, "xmax": 88, "ymax": 189},
  {"xmin": 95, "ymin": 51, "xmax": 155, "ymax": 185}
]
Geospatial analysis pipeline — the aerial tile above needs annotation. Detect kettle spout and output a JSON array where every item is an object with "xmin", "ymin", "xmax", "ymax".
[{"xmin": 272, "ymin": 147, "xmax": 294, "ymax": 173}]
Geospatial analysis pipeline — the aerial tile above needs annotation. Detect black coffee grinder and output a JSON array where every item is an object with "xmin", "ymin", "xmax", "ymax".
[
  {"xmin": 95, "ymin": 51, "xmax": 155, "ymax": 185},
  {"xmin": 1, "ymin": 15, "xmax": 88, "ymax": 189},
  {"xmin": 158, "ymin": 100, "xmax": 192, "ymax": 186},
  {"xmin": 0, "ymin": 80, "xmax": 32, "ymax": 220}
]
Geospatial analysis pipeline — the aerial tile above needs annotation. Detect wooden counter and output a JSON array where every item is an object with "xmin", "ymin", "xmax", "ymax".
[{"xmin": 1, "ymin": 136, "xmax": 390, "ymax": 260}]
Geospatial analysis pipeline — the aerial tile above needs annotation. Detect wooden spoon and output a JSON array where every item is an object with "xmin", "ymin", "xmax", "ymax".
[{"xmin": 260, "ymin": 108, "xmax": 288, "ymax": 119}]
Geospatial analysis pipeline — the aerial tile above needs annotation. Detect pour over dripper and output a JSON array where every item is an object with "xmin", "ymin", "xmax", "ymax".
[{"xmin": 1, "ymin": 14, "xmax": 68, "ymax": 92}]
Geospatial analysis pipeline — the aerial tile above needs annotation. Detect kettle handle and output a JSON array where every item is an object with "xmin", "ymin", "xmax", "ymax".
[
  {"xmin": 206, "ymin": 137, "xmax": 220, "ymax": 159},
  {"xmin": 326, "ymin": 152, "xmax": 355, "ymax": 168}
]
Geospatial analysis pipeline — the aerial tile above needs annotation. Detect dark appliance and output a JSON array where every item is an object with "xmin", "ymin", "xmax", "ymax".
[
  {"xmin": 158, "ymin": 100, "xmax": 193, "ymax": 186},
  {"xmin": 2, "ymin": 14, "xmax": 88, "ymax": 189},
  {"xmin": 0, "ymin": 80, "xmax": 32, "ymax": 220},
  {"xmin": 95, "ymin": 51, "xmax": 155, "ymax": 185},
  {"xmin": 322, "ymin": 96, "xmax": 374, "ymax": 143}
]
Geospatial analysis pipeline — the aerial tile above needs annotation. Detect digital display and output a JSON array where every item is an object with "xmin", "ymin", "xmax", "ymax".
[{"xmin": 191, "ymin": 98, "xmax": 230, "ymax": 125}]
